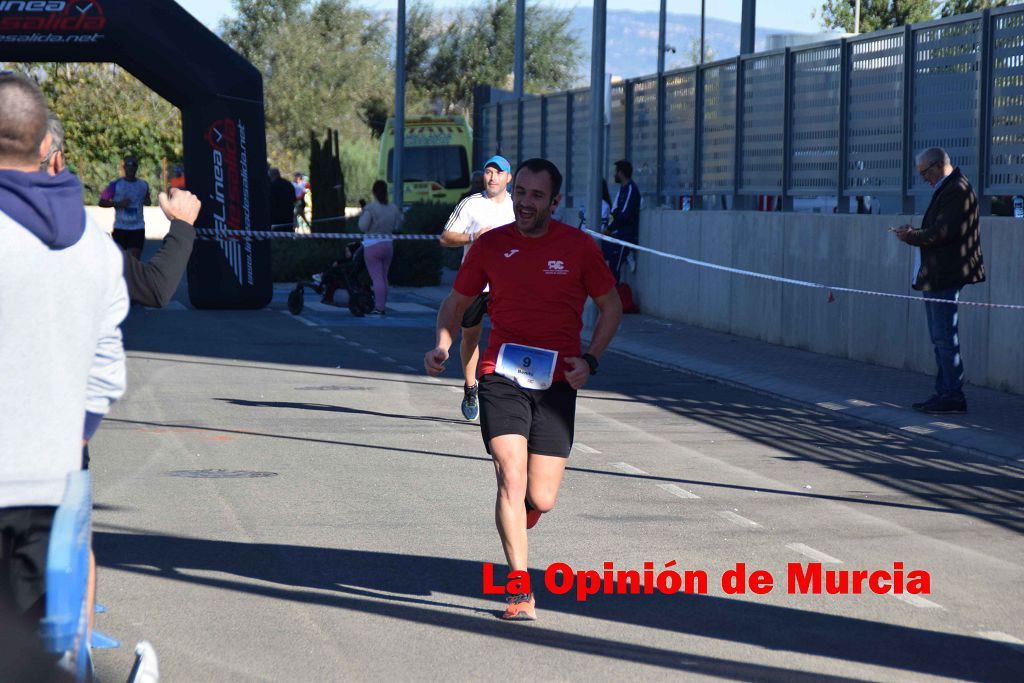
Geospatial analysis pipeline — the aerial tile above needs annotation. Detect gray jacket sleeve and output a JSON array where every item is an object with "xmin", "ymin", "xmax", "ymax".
[
  {"xmin": 123, "ymin": 219, "xmax": 196, "ymax": 307},
  {"xmin": 85, "ymin": 243, "xmax": 129, "ymax": 429}
]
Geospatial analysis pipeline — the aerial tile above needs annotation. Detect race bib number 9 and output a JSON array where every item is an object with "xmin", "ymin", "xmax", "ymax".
[{"xmin": 495, "ymin": 343, "xmax": 558, "ymax": 391}]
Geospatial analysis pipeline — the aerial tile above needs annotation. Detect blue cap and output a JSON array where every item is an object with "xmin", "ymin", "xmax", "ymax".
[{"xmin": 484, "ymin": 155, "xmax": 511, "ymax": 173}]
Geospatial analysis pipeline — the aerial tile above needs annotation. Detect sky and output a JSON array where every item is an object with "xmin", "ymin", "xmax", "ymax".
[{"xmin": 175, "ymin": 0, "xmax": 829, "ymax": 35}]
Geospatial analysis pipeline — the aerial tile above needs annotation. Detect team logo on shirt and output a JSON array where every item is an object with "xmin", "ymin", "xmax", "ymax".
[
  {"xmin": 544, "ymin": 260, "xmax": 568, "ymax": 276},
  {"xmin": 504, "ymin": 249, "xmax": 519, "ymax": 258}
]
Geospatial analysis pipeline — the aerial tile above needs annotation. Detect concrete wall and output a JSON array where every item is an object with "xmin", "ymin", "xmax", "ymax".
[{"xmin": 634, "ymin": 210, "xmax": 1024, "ymax": 395}]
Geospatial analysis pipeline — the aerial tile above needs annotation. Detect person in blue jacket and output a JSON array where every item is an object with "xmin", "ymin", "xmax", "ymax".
[{"xmin": 603, "ymin": 159, "xmax": 640, "ymax": 282}]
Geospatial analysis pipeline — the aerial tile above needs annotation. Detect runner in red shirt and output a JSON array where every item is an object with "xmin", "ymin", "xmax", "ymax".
[{"xmin": 424, "ymin": 158, "xmax": 622, "ymax": 621}]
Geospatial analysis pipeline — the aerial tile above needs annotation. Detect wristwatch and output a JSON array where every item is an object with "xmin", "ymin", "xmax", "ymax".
[{"xmin": 581, "ymin": 353, "xmax": 599, "ymax": 375}]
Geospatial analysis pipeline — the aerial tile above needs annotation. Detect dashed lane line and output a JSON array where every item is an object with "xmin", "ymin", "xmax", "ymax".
[
  {"xmin": 718, "ymin": 511, "xmax": 763, "ymax": 528},
  {"xmin": 610, "ymin": 462, "xmax": 648, "ymax": 475},
  {"xmin": 895, "ymin": 594, "xmax": 943, "ymax": 609},
  {"xmin": 656, "ymin": 483, "xmax": 701, "ymax": 500},
  {"xmin": 786, "ymin": 543, "xmax": 843, "ymax": 564},
  {"xmin": 400, "ymin": 365, "xmax": 418, "ymax": 372},
  {"xmin": 573, "ymin": 443, "xmax": 601, "ymax": 454}
]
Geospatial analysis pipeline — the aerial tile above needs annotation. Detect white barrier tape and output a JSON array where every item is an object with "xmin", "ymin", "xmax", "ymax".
[
  {"xmin": 585, "ymin": 229, "xmax": 1024, "ymax": 311},
  {"xmin": 195, "ymin": 229, "xmax": 439, "ymax": 241},
  {"xmin": 270, "ymin": 214, "xmax": 350, "ymax": 230}
]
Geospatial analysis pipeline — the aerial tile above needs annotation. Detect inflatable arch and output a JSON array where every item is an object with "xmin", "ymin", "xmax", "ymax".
[{"xmin": 0, "ymin": 0, "xmax": 272, "ymax": 309}]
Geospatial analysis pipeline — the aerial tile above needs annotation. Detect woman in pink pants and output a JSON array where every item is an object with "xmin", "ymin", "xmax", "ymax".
[{"xmin": 357, "ymin": 180, "xmax": 403, "ymax": 315}]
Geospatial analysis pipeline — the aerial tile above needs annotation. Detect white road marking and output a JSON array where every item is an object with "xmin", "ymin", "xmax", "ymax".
[
  {"xmin": 718, "ymin": 511, "xmax": 763, "ymax": 528},
  {"xmin": 573, "ymin": 443, "xmax": 601, "ymax": 454},
  {"xmin": 387, "ymin": 302, "xmax": 435, "ymax": 313},
  {"xmin": 895, "ymin": 594, "xmax": 943, "ymax": 609},
  {"xmin": 346, "ymin": 341, "xmax": 361, "ymax": 347},
  {"xmin": 293, "ymin": 316, "xmax": 318, "ymax": 328},
  {"xmin": 380, "ymin": 356, "xmax": 396, "ymax": 363},
  {"xmin": 400, "ymin": 365, "xmax": 417, "ymax": 372},
  {"xmin": 363, "ymin": 349, "xmax": 379, "ymax": 354},
  {"xmin": 610, "ymin": 462, "xmax": 647, "ymax": 475},
  {"xmin": 656, "ymin": 483, "xmax": 700, "ymax": 499},
  {"xmin": 977, "ymin": 631, "xmax": 1024, "ymax": 653},
  {"xmin": 332, "ymin": 335, "xmax": 346, "ymax": 340},
  {"xmin": 786, "ymin": 543, "xmax": 843, "ymax": 564}
]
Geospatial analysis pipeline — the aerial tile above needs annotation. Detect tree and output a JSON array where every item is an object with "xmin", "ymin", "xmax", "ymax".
[
  {"xmin": 816, "ymin": 0, "xmax": 939, "ymax": 33},
  {"xmin": 2, "ymin": 63, "xmax": 182, "ymax": 203},
  {"xmin": 221, "ymin": 0, "xmax": 393, "ymax": 177},
  {"xmin": 679, "ymin": 36, "xmax": 717, "ymax": 68},
  {"xmin": 940, "ymin": 0, "xmax": 1010, "ymax": 17},
  {"xmin": 405, "ymin": 0, "xmax": 583, "ymax": 118},
  {"xmin": 816, "ymin": 0, "xmax": 1013, "ymax": 32}
]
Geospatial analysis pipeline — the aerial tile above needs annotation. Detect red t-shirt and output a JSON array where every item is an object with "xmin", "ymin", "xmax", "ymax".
[{"xmin": 453, "ymin": 220, "xmax": 617, "ymax": 383}]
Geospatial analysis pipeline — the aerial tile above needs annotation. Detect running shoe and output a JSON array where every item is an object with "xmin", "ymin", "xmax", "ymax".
[
  {"xmin": 501, "ymin": 592, "xmax": 537, "ymax": 621},
  {"xmin": 461, "ymin": 383, "xmax": 480, "ymax": 421},
  {"xmin": 525, "ymin": 500, "xmax": 542, "ymax": 530}
]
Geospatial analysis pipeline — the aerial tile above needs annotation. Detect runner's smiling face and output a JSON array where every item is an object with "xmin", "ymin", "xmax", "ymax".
[
  {"xmin": 483, "ymin": 165, "xmax": 510, "ymax": 199},
  {"xmin": 513, "ymin": 167, "xmax": 561, "ymax": 237}
]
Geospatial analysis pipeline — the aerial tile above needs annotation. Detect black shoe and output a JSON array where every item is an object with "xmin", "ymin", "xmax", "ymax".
[
  {"xmin": 912, "ymin": 395, "xmax": 941, "ymax": 411},
  {"xmin": 914, "ymin": 396, "xmax": 967, "ymax": 414}
]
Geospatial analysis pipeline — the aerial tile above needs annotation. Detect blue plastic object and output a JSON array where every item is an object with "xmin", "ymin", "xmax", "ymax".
[{"xmin": 39, "ymin": 470, "xmax": 94, "ymax": 681}]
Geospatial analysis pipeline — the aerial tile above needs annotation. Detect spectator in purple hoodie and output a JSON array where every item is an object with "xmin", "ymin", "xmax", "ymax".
[{"xmin": 0, "ymin": 73, "xmax": 127, "ymax": 622}]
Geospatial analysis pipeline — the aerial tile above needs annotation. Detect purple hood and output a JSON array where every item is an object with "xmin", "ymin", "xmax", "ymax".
[{"xmin": 0, "ymin": 169, "xmax": 86, "ymax": 249}]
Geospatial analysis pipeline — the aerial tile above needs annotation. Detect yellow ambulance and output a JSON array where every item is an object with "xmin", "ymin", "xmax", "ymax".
[{"xmin": 378, "ymin": 116, "xmax": 473, "ymax": 204}]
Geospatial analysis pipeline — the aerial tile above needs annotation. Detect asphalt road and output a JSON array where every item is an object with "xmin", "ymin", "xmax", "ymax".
[{"xmin": 90, "ymin": 287, "xmax": 1024, "ymax": 682}]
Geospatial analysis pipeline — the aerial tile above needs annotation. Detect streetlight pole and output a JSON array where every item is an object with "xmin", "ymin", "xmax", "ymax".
[{"xmin": 394, "ymin": 0, "xmax": 406, "ymax": 207}]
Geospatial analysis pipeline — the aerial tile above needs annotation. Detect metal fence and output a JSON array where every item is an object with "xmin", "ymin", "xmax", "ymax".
[{"xmin": 478, "ymin": 6, "xmax": 1024, "ymax": 211}]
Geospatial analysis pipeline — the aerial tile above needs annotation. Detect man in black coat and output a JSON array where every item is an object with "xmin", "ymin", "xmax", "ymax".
[
  {"xmin": 44, "ymin": 113, "xmax": 200, "ymax": 308},
  {"xmin": 268, "ymin": 167, "xmax": 297, "ymax": 232},
  {"xmin": 894, "ymin": 147, "xmax": 986, "ymax": 414}
]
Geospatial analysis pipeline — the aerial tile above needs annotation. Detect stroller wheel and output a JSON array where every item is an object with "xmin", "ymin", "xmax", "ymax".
[{"xmin": 287, "ymin": 286, "xmax": 304, "ymax": 315}]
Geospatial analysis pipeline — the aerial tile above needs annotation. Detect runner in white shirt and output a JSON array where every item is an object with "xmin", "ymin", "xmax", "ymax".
[{"xmin": 439, "ymin": 155, "xmax": 515, "ymax": 421}]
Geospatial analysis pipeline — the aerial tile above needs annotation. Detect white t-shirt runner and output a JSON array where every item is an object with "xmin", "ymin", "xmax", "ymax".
[{"xmin": 442, "ymin": 191, "xmax": 515, "ymax": 293}]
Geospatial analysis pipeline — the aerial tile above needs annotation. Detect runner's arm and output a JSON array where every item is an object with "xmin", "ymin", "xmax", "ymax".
[
  {"xmin": 585, "ymin": 287, "xmax": 623, "ymax": 360},
  {"xmin": 425, "ymin": 290, "xmax": 475, "ymax": 375},
  {"xmin": 564, "ymin": 287, "xmax": 622, "ymax": 390},
  {"xmin": 439, "ymin": 197, "xmax": 474, "ymax": 247}
]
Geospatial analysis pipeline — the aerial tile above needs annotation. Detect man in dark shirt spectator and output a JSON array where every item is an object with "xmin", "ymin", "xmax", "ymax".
[
  {"xmin": 268, "ymin": 167, "xmax": 296, "ymax": 232},
  {"xmin": 604, "ymin": 159, "xmax": 641, "ymax": 283},
  {"xmin": 894, "ymin": 147, "xmax": 986, "ymax": 414}
]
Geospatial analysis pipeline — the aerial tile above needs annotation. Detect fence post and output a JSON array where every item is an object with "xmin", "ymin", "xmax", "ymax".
[
  {"xmin": 900, "ymin": 25, "xmax": 916, "ymax": 214},
  {"xmin": 693, "ymin": 66, "xmax": 704, "ymax": 210},
  {"xmin": 782, "ymin": 48, "xmax": 794, "ymax": 211},
  {"xmin": 837, "ymin": 38, "xmax": 851, "ymax": 214},
  {"xmin": 540, "ymin": 95, "xmax": 548, "ymax": 160},
  {"xmin": 516, "ymin": 96, "xmax": 524, "ymax": 168},
  {"xmin": 733, "ymin": 55, "xmax": 746, "ymax": 209},
  {"xmin": 977, "ymin": 9, "xmax": 993, "ymax": 215},
  {"xmin": 625, "ymin": 79, "xmax": 634, "ymax": 162},
  {"xmin": 565, "ymin": 92, "xmax": 574, "ymax": 205},
  {"xmin": 657, "ymin": 72, "xmax": 666, "ymax": 206},
  {"xmin": 496, "ymin": 102, "xmax": 504, "ymax": 157}
]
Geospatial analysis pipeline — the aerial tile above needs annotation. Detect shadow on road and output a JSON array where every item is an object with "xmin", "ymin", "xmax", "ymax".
[{"xmin": 94, "ymin": 530, "xmax": 1022, "ymax": 681}]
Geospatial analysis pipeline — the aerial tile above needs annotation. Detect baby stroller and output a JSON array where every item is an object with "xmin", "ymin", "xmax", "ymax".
[{"xmin": 287, "ymin": 240, "xmax": 375, "ymax": 317}]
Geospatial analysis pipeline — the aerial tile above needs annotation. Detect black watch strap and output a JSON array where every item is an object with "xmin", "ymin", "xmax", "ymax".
[{"xmin": 581, "ymin": 353, "xmax": 599, "ymax": 375}]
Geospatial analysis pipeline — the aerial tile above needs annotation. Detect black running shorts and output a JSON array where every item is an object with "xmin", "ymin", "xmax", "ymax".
[
  {"xmin": 478, "ymin": 373, "xmax": 577, "ymax": 457},
  {"xmin": 0, "ymin": 507, "xmax": 55, "ymax": 618},
  {"xmin": 461, "ymin": 293, "xmax": 489, "ymax": 329},
  {"xmin": 112, "ymin": 228, "xmax": 145, "ymax": 251}
]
